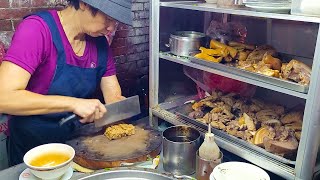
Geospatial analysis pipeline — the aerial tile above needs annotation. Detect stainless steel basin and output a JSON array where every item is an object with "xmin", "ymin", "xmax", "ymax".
[{"xmin": 74, "ymin": 169, "xmax": 175, "ymax": 180}]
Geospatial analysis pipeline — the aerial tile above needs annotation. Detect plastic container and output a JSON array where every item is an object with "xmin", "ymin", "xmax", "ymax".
[
  {"xmin": 291, "ymin": 0, "xmax": 320, "ymax": 17},
  {"xmin": 198, "ymin": 124, "xmax": 220, "ymax": 161}
]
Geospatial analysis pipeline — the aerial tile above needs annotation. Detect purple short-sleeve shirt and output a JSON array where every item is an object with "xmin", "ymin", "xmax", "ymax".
[{"xmin": 4, "ymin": 10, "xmax": 116, "ymax": 95}]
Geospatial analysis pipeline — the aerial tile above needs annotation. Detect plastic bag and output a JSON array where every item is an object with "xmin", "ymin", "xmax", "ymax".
[
  {"xmin": 184, "ymin": 66, "xmax": 256, "ymax": 98},
  {"xmin": 206, "ymin": 20, "xmax": 247, "ymax": 44}
]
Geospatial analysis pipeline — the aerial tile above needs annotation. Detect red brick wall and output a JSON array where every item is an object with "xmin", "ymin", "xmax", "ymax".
[{"xmin": 0, "ymin": 0, "xmax": 150, "ymax": 99}]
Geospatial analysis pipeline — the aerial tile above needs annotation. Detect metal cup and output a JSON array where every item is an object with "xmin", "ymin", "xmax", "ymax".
[
  {"xmin": 162, "ymin": 125, "xmax": 201, "ymax": 175},
  {"xmin": 196, "ymin": 150, "xmax": 223, "ymax": 180}
]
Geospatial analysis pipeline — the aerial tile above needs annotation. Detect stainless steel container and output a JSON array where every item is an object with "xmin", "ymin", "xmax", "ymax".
[
  {"xmin": 162, "ymin": 125, "xmax": 201, "ymax": 175},
  {"xmin": 75, "ymin": 169, "xmax": 174, "ymax": 180},
  {"xmin": 166, "ymin": 31, "xmax": 206, "ymax": 56},
  {"xmin": 196, "ymin": 150, "xmax": 223, "ymax": 180}
]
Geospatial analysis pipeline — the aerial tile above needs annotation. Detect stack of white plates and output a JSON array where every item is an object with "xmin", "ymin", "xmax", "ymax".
[
  {"xmin": 243, "ymin": 0, "xmax": 291, "ymax": 13},
  {"xmin": 210, "ymin": 162, "xmax": 270, "ymax": 180}
]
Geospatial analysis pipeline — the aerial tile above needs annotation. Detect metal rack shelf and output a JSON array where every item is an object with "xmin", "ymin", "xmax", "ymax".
[
  {"xmin": 160, "ymin": 1, "xmax": 320, "ymax": 24},
  {"xmin": 160, "ymin": 52, "xmax": 308, "ymax": 99},
  {"xmin": 150, "ymin": 1, "xmax": 320, "ymax": 179},
  {"xmin": 152, "ymin": 105, "xmax": 295, "ymax": 180}
]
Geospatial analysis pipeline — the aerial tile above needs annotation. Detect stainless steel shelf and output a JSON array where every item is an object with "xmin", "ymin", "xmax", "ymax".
[
  {"xmin": 159, "ymin": 52, "xmax": 308, "ymax": 99},
  {"xmin": 151, "ymin": 105, "xmax": 295, "ymax": 180},
  {"xmin": 160, "ymin": 1, "xmax": 320, "ymax": 23}
]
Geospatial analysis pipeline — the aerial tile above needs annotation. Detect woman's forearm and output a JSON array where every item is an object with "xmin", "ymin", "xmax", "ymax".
[
  {"xmin": 101, "ymin": 75, "xmax": 123, "ymax": 104},
  {"xmin": 0, "ymin": 90, "xmax": 75, "ymax": 115}
]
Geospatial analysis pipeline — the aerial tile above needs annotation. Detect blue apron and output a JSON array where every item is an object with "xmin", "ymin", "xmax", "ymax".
[{"xmin": 7, "ymin": 11, "xmax": 108, "ymax": 166}]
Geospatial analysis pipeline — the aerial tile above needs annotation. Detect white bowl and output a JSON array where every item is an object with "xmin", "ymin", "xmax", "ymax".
[
  {"xmin": 210, "ymin": 162, "xmax": 270, "ymax": 180},
  {"xmin": 23, "ymin": 143, "xmax": 75, "ymax": 180}
]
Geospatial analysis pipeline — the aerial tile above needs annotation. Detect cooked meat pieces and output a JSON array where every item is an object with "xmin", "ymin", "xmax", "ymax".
[
  {"xmin": 104, "ymin": 124, "xmax": 135, "ymax": 140},
  {"xmin": 221, "ymin": 96, "xmax": 236, "ymax": 107},
  {"xmin": 191, "ymin": 97, "xmax": 222, "ymax": 111},
  {"xmin": 232, "ymin": 99, "xmax": 249, "ymax": 113},
  {"xmin": 254, "ymin": 61, "xmax": 280, "ymax": 77},
  {"xmin": 188, "ymin": 90, "xmax": 303, "ymax": 157},
  {"xmin": 263, "ymin": 136, "xmax": 298, "ymax": 155},
  {"xmin": 281, "ymin": 59, "xmax": 311, "ymax": 85},
  {"xmin": 261, "ymin": 119, "xmax": 282, "ymax": 127},
  {"xmin": 262, "ymin": 54, "xmax": 282, "ymax": 71},
  {"xmin": 211, "ymin": 121, "xmax": 220, "ymax": 129},
  {"xmin": 281, "ymin": 111, "xmax": 303, "ymax": 124},
  {"xmin": 256, "ymin": 109, "xmax": 279, "ymax": 122},
  {"xmin": 188, "ymin": 110, "xmax": 204, "ymax": 119},
  {"xmin": 285, "ymin": 122, "xmax": 302, "ymax": 131},
  {"xmin": 246, "ymin": 45, "xmax": 277, "ymax": 64},
  {"xmin": 271, "ymin": 105, "xmax": 285, "ymax": 116},
  {"xmin": 249, "ymin": 104, "xmax": 262, "ymax": 112}
]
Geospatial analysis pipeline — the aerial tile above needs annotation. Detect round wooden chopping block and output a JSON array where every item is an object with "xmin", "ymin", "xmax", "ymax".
[{"xmin": 66, "ymin": 123, "xmax": 162, "ymax": 170}]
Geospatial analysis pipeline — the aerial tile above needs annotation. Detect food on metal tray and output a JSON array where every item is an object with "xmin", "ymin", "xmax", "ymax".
[
  {"xmin": 193, "ymin": 39, "xmax": 311, "ymax": 85},
  {"xmin": 188, "ymin": 90, "xmax": 303, "ymax": 157},
  {"xmin": 281, "ymin": 111, "xmax": 303, "ymax": 124},
  {"xmin": 253, "ymin": 127, "xmax": 271, "ymax": 147},
  {"xmin": 262, "ymin": 54, "xmax": 282, "ymax": 71},
  {"xmin": 104, "ymin": 123, "xmax": 136, "ymax": 140},
  {"xmin": 281, "ymin": 59, "xmax": 311, "ymax": 86},
  {"xmin": 228, "ymin": 41, "xmax": 255, "ymax": 51},
  {"xmin": 263, "ymin": 128, "xmax": 299, "ymax": 156},
  {"xmin": 245, "ymin": 45, "xmax": 277, "ymax": 64},
  {"xmin": 194, "ymin": 53, "xmax": 223, "ymax": 63}
]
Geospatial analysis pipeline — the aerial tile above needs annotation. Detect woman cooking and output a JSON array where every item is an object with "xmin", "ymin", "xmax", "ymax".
[{"xmin": 0, "ymin": 0, "xmax": 132, "ymax": 166}]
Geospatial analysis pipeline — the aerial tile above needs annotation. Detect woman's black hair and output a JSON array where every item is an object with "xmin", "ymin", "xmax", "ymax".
[{"xmin": 67, "ymin": 0, "xmax": 99, "ymax": 15}]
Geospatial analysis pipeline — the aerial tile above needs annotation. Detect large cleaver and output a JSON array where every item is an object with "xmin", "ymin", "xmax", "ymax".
[{"xmin": 59, "ymin": 95, "xmax": 141, "ymax": 127}]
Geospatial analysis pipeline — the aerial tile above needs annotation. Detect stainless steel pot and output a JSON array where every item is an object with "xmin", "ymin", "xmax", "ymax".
[
  {"xmin": 162, "ymin": 125, "xmax": 201, "ymax": 175},
  {"xmin": 166, "ymin": 31, "xmax": 206, "ymax": 56}
]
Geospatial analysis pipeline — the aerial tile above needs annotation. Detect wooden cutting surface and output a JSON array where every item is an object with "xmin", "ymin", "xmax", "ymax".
[{"xmin": 66, "ymin": 121, "xmax": 162, "ymax": 170}]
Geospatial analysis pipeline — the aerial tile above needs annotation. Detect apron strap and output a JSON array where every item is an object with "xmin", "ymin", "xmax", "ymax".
[
  {"xmin": 95, "ymin": 36, "xmax": 108, "ymax": 79},
  {"xmin": 32, "ymin": 11, "xmax": 66, "ymax": 67}
]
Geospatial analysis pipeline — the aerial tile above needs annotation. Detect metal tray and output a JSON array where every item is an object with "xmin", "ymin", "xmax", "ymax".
[
  {"xmin": 189, "ymin": 57, "xmax": 309, "ymax": 93},
  {"xmin": 75, "ymin": 169, "xmax": 175, "ymax": 180},
  {"xmin": 171, "ymin": 103, "xmax": 296, "ymax": 165}
]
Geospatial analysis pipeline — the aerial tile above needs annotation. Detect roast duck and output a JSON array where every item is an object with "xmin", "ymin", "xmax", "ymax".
[
  {"xmin": 194, "ymin": 40, "xmax": 311, "ymax": 86},
  {"xmin": 188, "ymin": 90, "xmax": 303, "ymax": 158}
]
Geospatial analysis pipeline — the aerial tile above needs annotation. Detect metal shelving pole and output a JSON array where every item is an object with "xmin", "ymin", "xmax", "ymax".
[
  {"xmin": 295, "ymin": 26, "xmax": 320, "ymax": 180},
  {"xmin": 149, "ymin": 0, "xmax": 160, "ymax": 128}
]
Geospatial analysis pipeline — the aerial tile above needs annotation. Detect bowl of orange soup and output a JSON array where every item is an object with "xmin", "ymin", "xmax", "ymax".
[{"xmin": 23, "ymin": 143, "xmax": 75, "ymax": 180}]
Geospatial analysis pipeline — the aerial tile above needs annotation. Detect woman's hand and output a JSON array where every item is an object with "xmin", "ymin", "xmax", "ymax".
[{"xmin": 71, "ymin": 98, "xmax": 107, "ymax": 124}]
